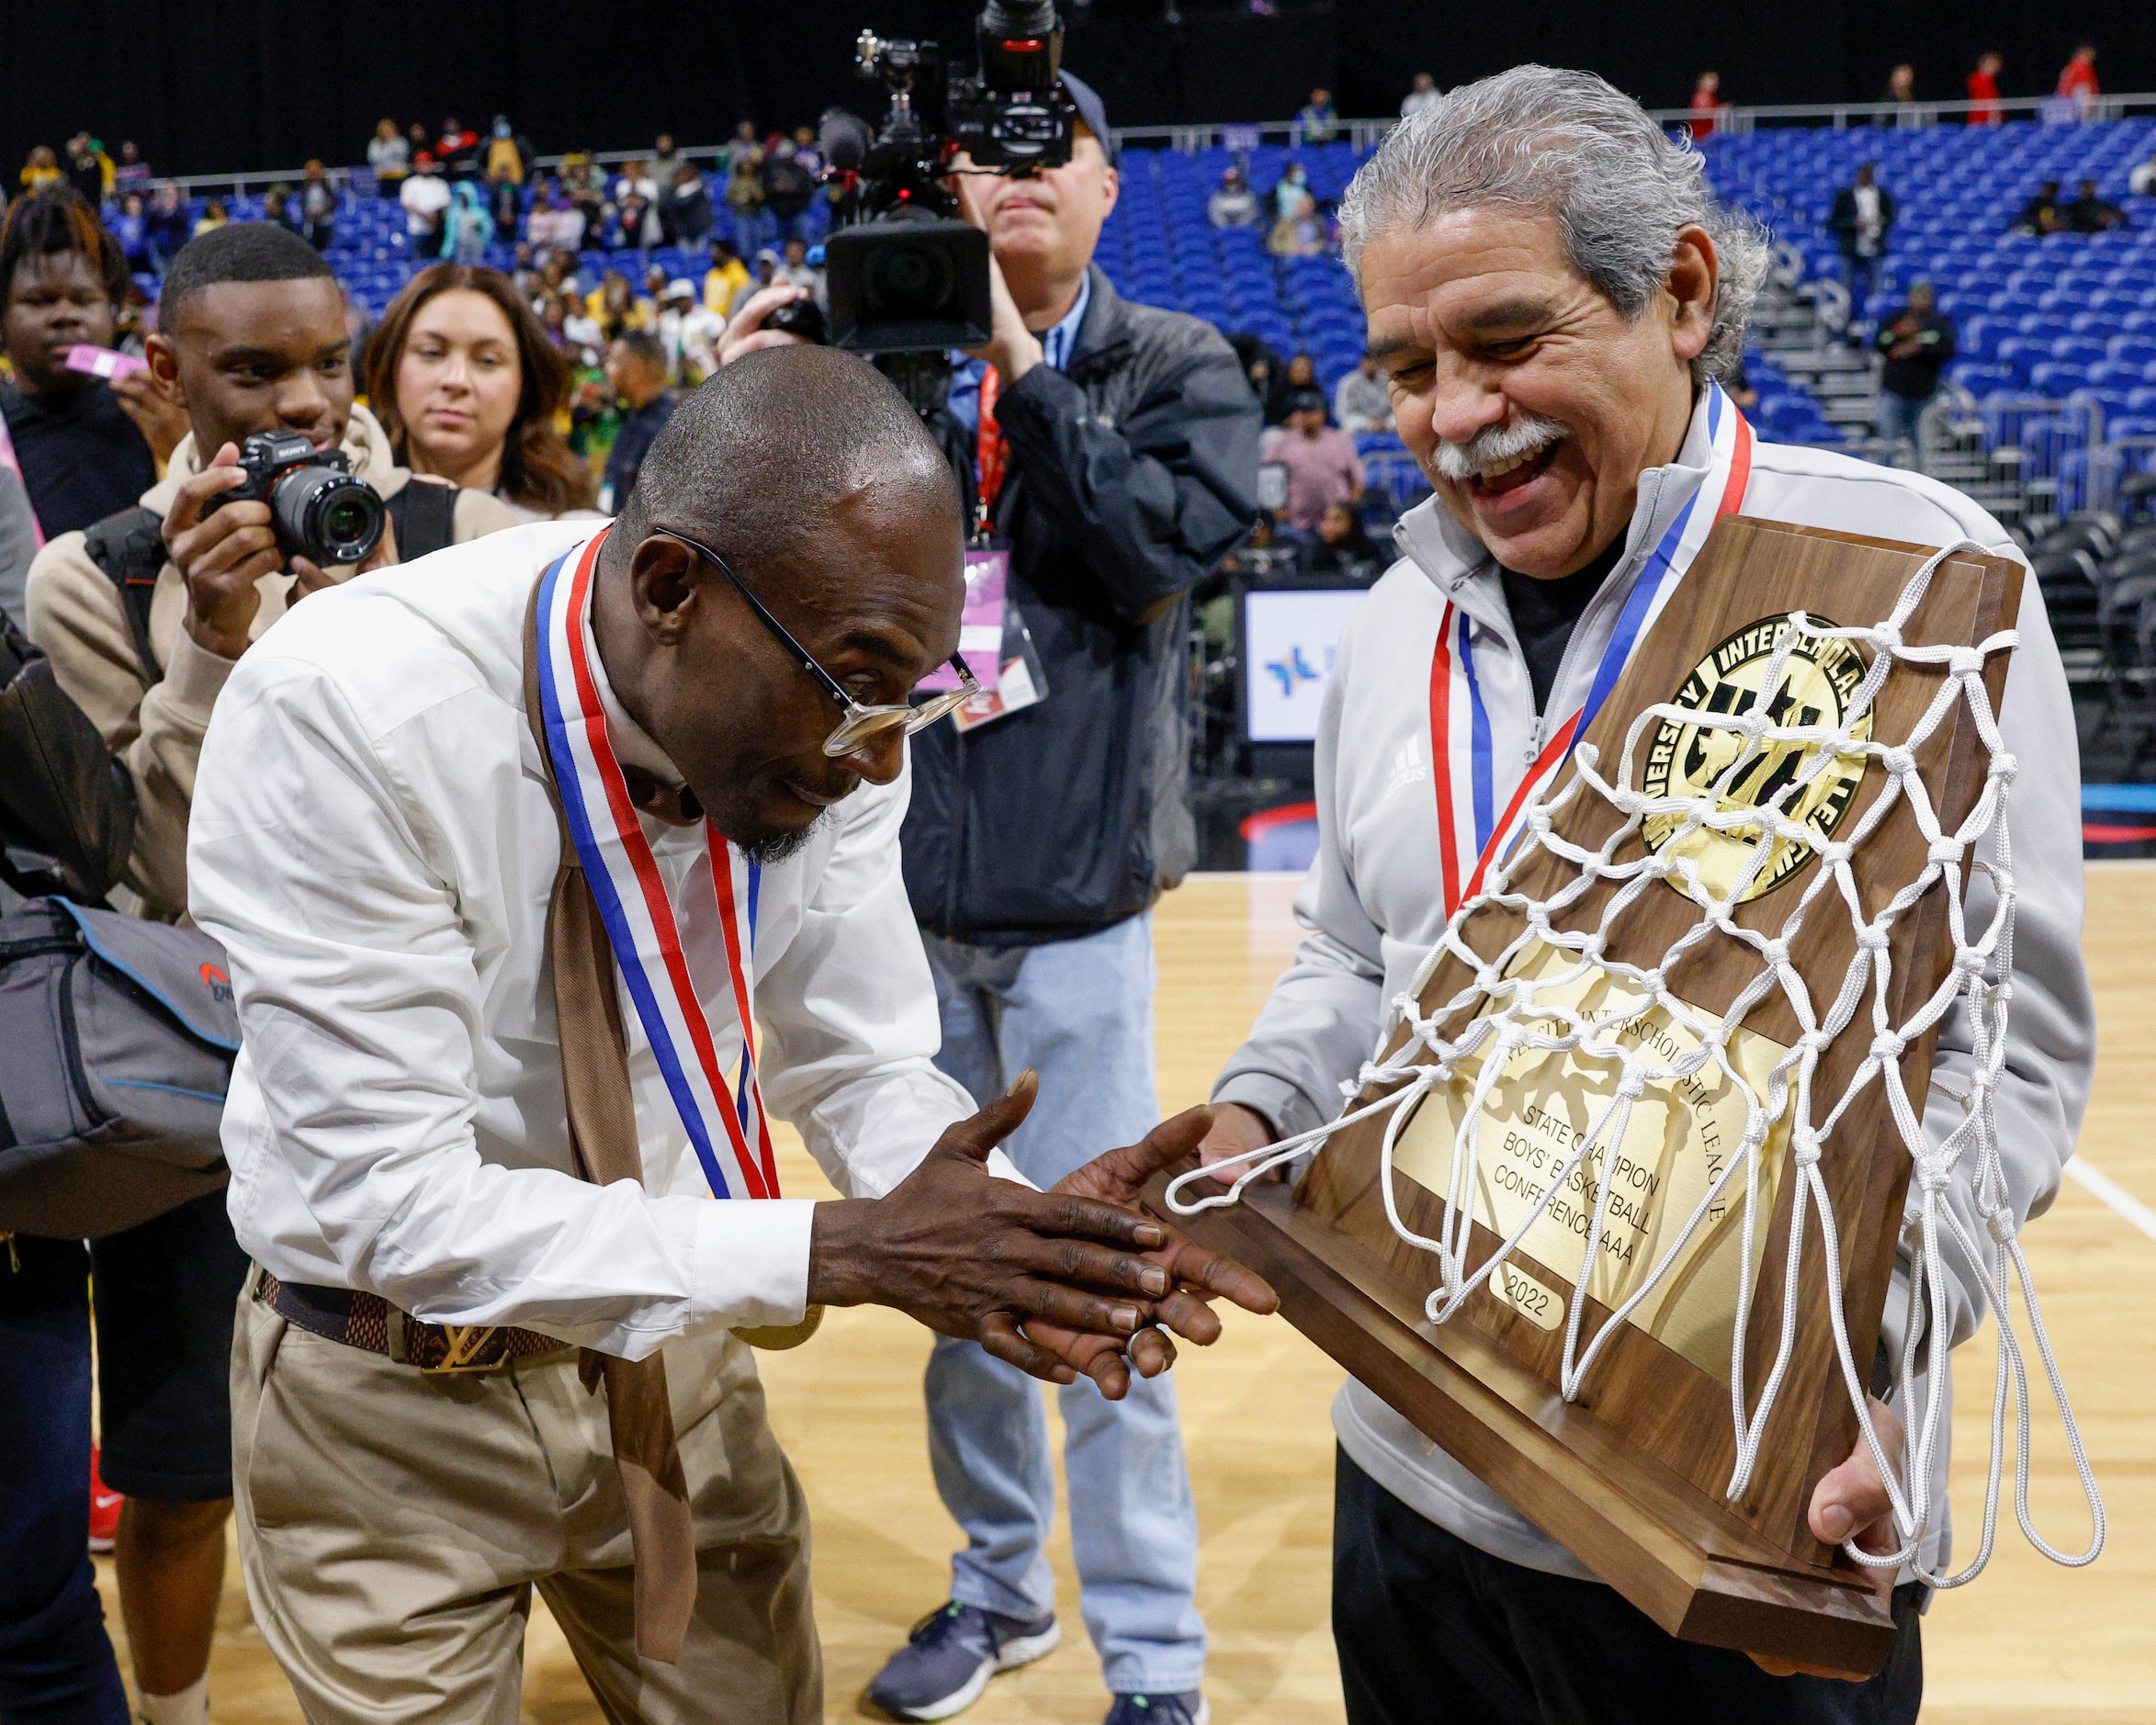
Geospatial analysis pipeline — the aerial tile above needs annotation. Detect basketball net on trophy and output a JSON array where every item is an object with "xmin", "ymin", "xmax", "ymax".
[{"xmin": 1168, "ymin": 537, "xmax": 2103, "ymax": 1591}]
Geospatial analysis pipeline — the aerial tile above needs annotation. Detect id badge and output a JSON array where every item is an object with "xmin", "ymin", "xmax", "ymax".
[{"xmin": 920, "ymin": 546, "xmax": 1049, "ymax": 732}]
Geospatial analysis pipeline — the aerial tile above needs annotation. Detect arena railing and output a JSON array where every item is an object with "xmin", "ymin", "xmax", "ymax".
[{"xmin": 136, "ymin": 90, "xmax": 2156, "ymax": 203}]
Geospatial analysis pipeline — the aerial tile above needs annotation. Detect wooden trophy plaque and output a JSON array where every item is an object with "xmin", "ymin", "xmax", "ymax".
[{"xmin": 1148, "ymin": 517, "xmax": 2022, "ymax": 1675}]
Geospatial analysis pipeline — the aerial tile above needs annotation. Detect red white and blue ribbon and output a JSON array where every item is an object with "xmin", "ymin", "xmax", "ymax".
[
  {"xmin": 536, "ymin": 528, "xmax": 780, "ymax": 1201},
  {"xmin": 1429, "ymin": 383, "xmax": 1755, "ymax": 916}
]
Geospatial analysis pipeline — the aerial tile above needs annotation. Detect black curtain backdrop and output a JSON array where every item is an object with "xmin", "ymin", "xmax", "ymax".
[{"xmin": 5, "ymin": 1, "xmax": 2156, "ymax": 181}]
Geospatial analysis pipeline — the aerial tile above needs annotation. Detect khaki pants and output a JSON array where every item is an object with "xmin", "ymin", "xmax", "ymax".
[{"xmin": 231, "ymin": 1280, "xmax": 819, "ymax": 1724}]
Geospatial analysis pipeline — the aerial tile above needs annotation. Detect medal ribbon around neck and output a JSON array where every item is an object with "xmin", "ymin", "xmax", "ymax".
[
  {"xmin": 1428, "ymin": 382, "xmax": 1755, "ymax": 917},
  {"xmin": 536, "ymin": 528, "xmax": 781, "ymax": 1201}
]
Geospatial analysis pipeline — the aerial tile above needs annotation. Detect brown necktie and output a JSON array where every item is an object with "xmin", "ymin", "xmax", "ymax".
[{"xmin": 523, "ymin": 580, "xmax": 697, "ymax": 1663}]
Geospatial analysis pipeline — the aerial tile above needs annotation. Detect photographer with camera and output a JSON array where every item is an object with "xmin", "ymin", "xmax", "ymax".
[
  {"xmin": 26, "ymin": 222, "xmax": 515, "ymax": 921},
  {"xmin": 12, "ymin": 229, "xmax": 512, "ymax": 1725},
  {"xmin": 724, "ymin": 48, "xmax": 1260, "ymax": 1722}
]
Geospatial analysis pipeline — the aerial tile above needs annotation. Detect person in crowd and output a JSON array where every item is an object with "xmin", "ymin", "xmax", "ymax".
[
  {"xmin": 657, "ymin": 276, "xmax": 726, "ymax": 386},
  {"xmin": 1402, "ymin": 72, "xmax": 1441, "ymax": 118},
  {"xmin": 611, "ymin": 187, "xmax": 659, "ymax": 251},
  {"xmin": 727, "ymin": 133, "xmax": 768, "ymax": 251},
  {"xmin": 1228, "ymin": 332, "xmax": 1292, "ymax": 423},
  {"xmin": 64, "ymin": 135, "xmax": 111, "ymax": 209},
  {"xmin": 1282, "ymin": 350, "xmax": 1319, "ymax": 394},
  {"xmin": 26, "ymin": 220, "xmax": 514, "ymax": 920},
  {"xmin": 561, "ymin": 151, "xmax": 608, "ymax": 232},
  {"xmin": 705, "ymin": 234, "xmax": 751, "ymax": 316},
  {"xmin": 145, "ymin": 180, "xmax": 190, "ymax": 268},
  {"xmin": 2058, "ymin": 43, "xmax": 2099, "ymax": 114},
  {"xmin": 442, "ymin": 180, "xmax": 496, "ymax": 263},
  {"xmin": 19, "ymin": 145, "xmax": 62, "ymax": 193},
  {"xmin": 791, "ymin": 123, "xmax": 826, "ymax": 176},
  {"xmin": 1208, "ymin": 165, "xmax": 1259, "ymax": 229},
  {"xmin": 437, "ymin": 116, "xmax": 482, "ymax": 181},
  {"xmin": 406, "ymin": 119, "xmax": 432, "ymax": 164},
  {"xmin": 2066, "ymin": 177, "xmax": 2128, "ymax": 232},
  {"xmin": 2015, "ymin": 177, "xmax": 2065, "ymax": 234},
  {"xmin": 401, "ymin": 152, "xmax": 450, "ymax": 251},
  {"xmin": 650, "ymin": 130, "xmax": 683, "ymax": 187},
  {"xmin": 525, "ymin": 182, "xmax": 574, "ymax": 254},
  {"xmin": 1297, "ymin": 87, "xmax": 1341, "ymax": 144},
  {"xmin": 190, "ymin": 198, "xmax": 228, "ymax": 238},
  {"xmin": 1273, "ymin": 160, "xmax": 1313, "ymax": 221},
  {"xmin": 1968, "ymin": 51, "xmax": 2004, "ymax": 125},
  {"xmin": 613, "ymin": 155, "xmax": 659, "ymax": 213},
  {"xmin": 1689, "ymin": 69, "xmax": 1723, "ymax": 140},
  {"xmin": 762, "ymin": 137, "xmax": 818, "ymax": 245},
  {"xmin": 1333, "ymin": 346, "xmax": 1394, "ymax": 434},
  {"xmin": 1269, "ymin": 185, "xmax": 1326, "ymax": 258},
  {"xmin": 367, "ymin": 261, "xmax": 595, "ymax": 524},
  {"xmin": 112, "ymin": 141, "xmax": 151, "ymax": 201},
  {"xmin": 261, "ymin": 184, "xmax": 299, "ymax": 237},
  {"xmin": 299, "ymin": 160, "xmax": 336, "ymax": 252},
  {"xmin": 110, "ymin": 190, "xmax": 151, "ymax": 270},
  {"xmin": 729, "ymin": 69, "xmax": 1261, "ymax": 1725},
  {"xmin": 1829, "ymin": 161, "xmax": 1895, "ymax": 321},
  {"xmin": 1202, "ymin": 65, "xmax": 2090, "ymax": 1723},
  {"xmin": 1262, "ymin": 388, "xmax": 1364, "ymax": 532},
  {"xmin": 588, "ymin": 268, "xmax": 639, "ymax": 338},
  {"xmin": 750, "ymin": 246, "xmax": 784, "ymax": 296},
  {"xmin": 663, "ymin": 159, "xmax": 715, "ymax": 245},
  {"xmin": 639, "ymin": 263, "xmax": 671, "ymax": 325},
  {"xmin": 484, "ymin": 117, "xmax": 532, "ymax": 231},
  {"xmin": 0, "ymin": 188, "xmax": 185, "ymax": 536},
  {"xmin": 367, "ymin": 117, "xmax": 409, "ymax": 195},
  {"xmin": 1883, "ymin": 62, "xmax": 1916, "ymax": 105},
  {"xmin": 774, "ymin": 235, "xmax": 823, "ymax": 300},
  {"xmin": 1304, "ymin": 497, "xmax": 1377, "ymax": 574},
  {"xmin": 599, "ymin": 329, "xmax": 675, "ymax": 513},
  {"xmin": 12, "ymin": 224, "xmax": 498, "ymax": 1725},
  {"xmin": 1873, "ymin": 278, "xmax": 1955, "ymax": 448},
  {"xmin": 181, "ymin": 338, "xmax": 1269, "ymax": 1725}
]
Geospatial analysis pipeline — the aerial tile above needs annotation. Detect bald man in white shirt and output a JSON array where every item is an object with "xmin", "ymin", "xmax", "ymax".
[{"xmin": 190, "ymin": 346, "xmax": 1272, "ymax": 1725}]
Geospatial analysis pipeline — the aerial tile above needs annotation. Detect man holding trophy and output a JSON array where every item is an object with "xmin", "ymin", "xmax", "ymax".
[{"xmin": 1197, "ymin": 67, "xmax": 2094, "ymax": 1723}]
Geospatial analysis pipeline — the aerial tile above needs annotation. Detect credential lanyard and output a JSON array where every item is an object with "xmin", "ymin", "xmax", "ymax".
[
  {"xmin": 1428, "ymin": 387, "xmax": 1755, "ymax": 916},
  {"xmin": 536, "ymin": 528, "xmax": 780, "ymax": 1201}
]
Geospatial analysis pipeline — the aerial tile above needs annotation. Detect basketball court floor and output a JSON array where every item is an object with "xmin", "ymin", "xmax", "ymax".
[{"xmin": 100, "ymin": 871, "xmax": 2154, "ymax": 1724}]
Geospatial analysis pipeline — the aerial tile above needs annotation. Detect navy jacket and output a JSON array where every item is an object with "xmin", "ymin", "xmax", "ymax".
[{"xmin": 903, "ymin": 267, "xmax": 1261, "ymax": 945}]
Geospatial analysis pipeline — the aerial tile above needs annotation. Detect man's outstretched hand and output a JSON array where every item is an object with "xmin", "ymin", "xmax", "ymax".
[
  {"xmin": 1027, "ymin": 1104, "xmax": 1281, "ymax": 1397},
  {"xmin": 807, "ymin": 1083, "xmax": 1276, "ymax": 1398}
]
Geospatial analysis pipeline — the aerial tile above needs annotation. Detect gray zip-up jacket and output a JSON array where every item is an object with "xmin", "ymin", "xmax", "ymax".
[{"xmin": 1213, "ymin": 391, "xmax": 2095, "ymax": 1582}]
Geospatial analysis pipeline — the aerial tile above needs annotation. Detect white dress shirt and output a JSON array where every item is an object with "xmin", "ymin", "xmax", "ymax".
[{"xmin": 189, "ymin": 521, "xmax": 991, "ymax": 1361}]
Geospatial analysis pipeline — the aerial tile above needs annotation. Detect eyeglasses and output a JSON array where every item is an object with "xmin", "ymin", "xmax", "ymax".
[{"xmin": 653, "ymin": 527, "xmax": 984, "ymax": 758}]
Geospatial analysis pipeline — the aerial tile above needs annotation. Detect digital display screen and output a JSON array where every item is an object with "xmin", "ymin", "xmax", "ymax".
[{"xmin": 1243, "ymin": 588, "xmax": 1370, "ymax": 743}]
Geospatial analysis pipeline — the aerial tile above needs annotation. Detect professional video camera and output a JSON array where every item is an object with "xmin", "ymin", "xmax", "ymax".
[{"xmin": 811, "ymin": 0, "xmax": 1079, "ymax": 401}]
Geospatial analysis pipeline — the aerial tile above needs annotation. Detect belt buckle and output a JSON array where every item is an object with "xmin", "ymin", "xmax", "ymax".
[{"xmin": 423, "ymin": 1324, "xmax": 508, "ymax": 1374}]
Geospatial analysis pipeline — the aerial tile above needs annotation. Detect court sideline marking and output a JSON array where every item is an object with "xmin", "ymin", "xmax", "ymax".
[{"xmin": 2064, "ymin": 1157, "xmax": 2156, "ymax": 1246}]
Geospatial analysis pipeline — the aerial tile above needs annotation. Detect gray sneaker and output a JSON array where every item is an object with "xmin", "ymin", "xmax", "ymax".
[
  {"xmin": 867, "ymin": 1600, "xmax": 1062, "ymax": 1720},
  {"xmin": 1105, "ymin": 1695, "xmax": 1210, "ymax": 1725}
]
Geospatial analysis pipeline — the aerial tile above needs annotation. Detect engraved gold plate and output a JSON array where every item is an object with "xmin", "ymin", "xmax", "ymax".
[
  {"xmin": 1641, "ymin": 614, "xmax": 1872, "ymax": 903},
  {"xmin": 1394, "ymin": 943, "xmax": 1793, "ymax": 1381}
]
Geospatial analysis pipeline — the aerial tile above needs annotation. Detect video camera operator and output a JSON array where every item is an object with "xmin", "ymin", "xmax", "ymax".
[{"xmin": 731, "ymin": 62, "xmax": 1259, "ymax": 1725}]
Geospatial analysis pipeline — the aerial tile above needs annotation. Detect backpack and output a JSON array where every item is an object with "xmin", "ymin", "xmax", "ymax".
[
  {"xmin": 0, "ymin": 620, "xmax": 135, "ymax": 903},
  {"xmin": 82, "ymin": 479, "xmax": 460, "ymax": 678},
  {"xmin": 0, "ymin": 893, "xmax": 239, "ymax": 1238}
]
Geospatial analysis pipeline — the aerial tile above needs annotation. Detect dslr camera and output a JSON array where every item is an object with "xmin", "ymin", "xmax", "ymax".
[
  {"xmin": 818, "ymin": 0, "xmax": 1078, "ymax": 378},
  {"xmin": 203, "ymin": 431, "xmax": 386, "ymax": 567}
]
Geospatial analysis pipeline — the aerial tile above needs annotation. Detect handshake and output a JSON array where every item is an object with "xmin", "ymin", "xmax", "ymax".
[{"xmin": 807, "ymin": 1073, "xmax": 1279, "ymax": 1395}]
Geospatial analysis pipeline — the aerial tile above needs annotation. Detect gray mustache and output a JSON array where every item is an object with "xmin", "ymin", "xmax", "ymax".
[{"xmin": 1433, "ymin": 414, "xmax": 1571, "ymax": 483}]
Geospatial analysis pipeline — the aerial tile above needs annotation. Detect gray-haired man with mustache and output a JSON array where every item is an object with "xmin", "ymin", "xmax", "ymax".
[{"xmin": 1198, "ymin": 65, "xmax": 2090, "ymax": 1725}]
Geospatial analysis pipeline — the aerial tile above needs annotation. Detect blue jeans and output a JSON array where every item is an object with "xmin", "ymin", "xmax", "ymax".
[
  {"xmin": 1877, "ymin": 389, "xmax": 1928, "ymax": 449},
  {"xmin": 0, "ymin": 1237, "xmax": 129, "ymax": 1725},
  {"xmin": 920, "ymin": 914, "xmax": 1207, "ymax": 1695}
]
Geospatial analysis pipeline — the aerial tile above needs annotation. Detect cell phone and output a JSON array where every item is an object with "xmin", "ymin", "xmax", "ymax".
[{"xmin": 63, "ymin": 344, "xmax": 149, "ymax": 381}]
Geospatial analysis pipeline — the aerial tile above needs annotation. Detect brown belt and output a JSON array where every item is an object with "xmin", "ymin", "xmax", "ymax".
[{"xmin": 257, "ymin": 1271, "xmax": 570, "ymax": 1374}]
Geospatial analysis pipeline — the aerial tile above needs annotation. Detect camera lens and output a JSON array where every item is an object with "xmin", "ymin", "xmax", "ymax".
[
  {"xmin": 269, "ymin": 468, "xmax": 386, "ymax": 566},
  {"xmin": 865, "ymin": 240, "xmax": 955, "ymax": 319}
]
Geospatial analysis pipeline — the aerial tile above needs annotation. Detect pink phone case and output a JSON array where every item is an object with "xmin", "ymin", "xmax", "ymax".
[{"xmin": 63, "ymin": 344, "xmax": 149, "ymax": 380}]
